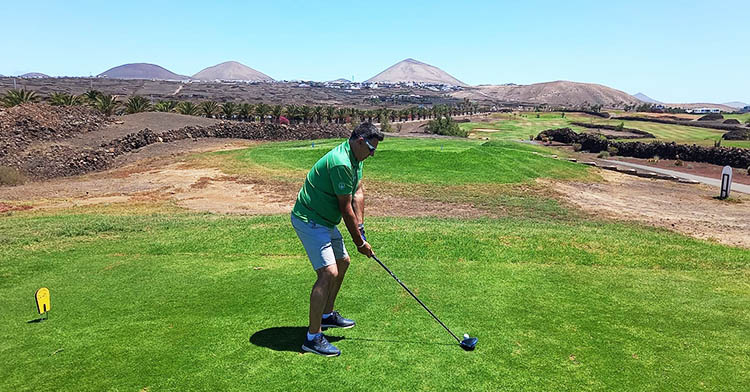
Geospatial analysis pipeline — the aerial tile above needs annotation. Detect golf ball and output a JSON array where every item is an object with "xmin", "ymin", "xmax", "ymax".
[{"xmin": 464, "ymin": 333, "xmax": 470, "ymax": 339}]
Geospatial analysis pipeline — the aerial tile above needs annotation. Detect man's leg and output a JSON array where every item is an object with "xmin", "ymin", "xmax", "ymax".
[
  {"xmin": 309, "ymin": 264, "xmax": 338, "ymax": 334},
  {"xmin": 324, "ymin": 256, "xmax": 350, "ymax": 314}
]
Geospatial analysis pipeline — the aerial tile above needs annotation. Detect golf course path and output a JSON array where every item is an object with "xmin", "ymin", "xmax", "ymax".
[{"xmin": 601, "ymin": 159, "xmax": 750, "ymax": 194}]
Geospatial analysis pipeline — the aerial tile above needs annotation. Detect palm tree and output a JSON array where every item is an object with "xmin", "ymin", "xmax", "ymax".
[
  {"xmin": 221, "ymin": 102, "xmax": 237, "ymax": 120},
  {"xmin": 153, "ymin": 100, "xmax": 178, "ymax": 112},
  {"xmin": 285, "ymin": 104, "xmax": 300, "ymax": 124},
  {"xmin": 200, "ymin": 101, "xmax": 219, "ymax": 118},
  {"xmin": 82, "ymin": 90, "xmax": 102, "ymax": 104},
  {"xmin": 48, "ymin": 92, "xmax": 82, "ymax": 106},
  {"xmin": 238, "ymin": 103, "xmax": 253, "ymax": 121},
  {"xmin": 335, "ymin": 107, "xmax": 347, "ymax": 124},
  {"xmin": 300, "ymin": 105, "xmax": 313, "ymax": 124},
  {"xmin": 2, "ymin": 89, "xmax": 38, "ymax": 107},
  {"xmin": 324, "ymin": 106, "xmax": 335, "ymax": 123},
  {"xmin": 409, "ymin": 106, "xmax": 417, "ymax": 120},
  {"xmin": 312, "ymin": 106, "xmax": 324, "ymax": 124},
  {"xmin": 94, "ymin": 95, "xmax": 119, "ymax": 115},
  {"xmin": 177, "ymin": 101, "xmax": 200, "ymax": 116},
  {"xmin": 125, "ymin": 96, "xmax": 151, "ymax": 114},
  {"xmin": 350, "ymin": 108, "xmax": 361, "ymax": 124},
  {"xmin": 271, "ymin": 105, "xmax": 283, "ymax": 123},
  {"xmin": 255, "ymin": 102, "xmax": 271, "ymax": 123}
]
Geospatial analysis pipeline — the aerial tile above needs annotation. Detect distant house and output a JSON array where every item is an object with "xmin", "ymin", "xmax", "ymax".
[
  {"xmin": 687, "ymin": 107, "xmax": 721, "ymax": 114},
  {"xmin": 740, "ymin": 106, "xmax": 750, "ymax": 113}
]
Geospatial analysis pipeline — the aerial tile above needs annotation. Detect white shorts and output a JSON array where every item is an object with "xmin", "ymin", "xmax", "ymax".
[{"xmin": 291, "ymin": 213, "xmax": 349, "ymax": 270}]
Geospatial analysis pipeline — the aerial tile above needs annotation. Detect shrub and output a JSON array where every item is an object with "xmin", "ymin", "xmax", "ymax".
[
  {"xmin": 2, "ymin": 89, "xmax": 38, "ymax": 107},
  {"xmin": 607, "ymin": 146, "xmax": 619, "ymax": 156},
  {"xmin": 153, "ymin": 101, "xmax": 178, "ymax": 112},
  {"xmin": 396, "ymin": 123, "xmax": 403, "ymax": 133},
  {"xmin": 379, "ymin": 114, "xmax": 393, "ymax": 133},
  {"xmin": 747, "ymin": 166, "xmax": 750, "ymax": 175},
  {"xmin": 597, "ymin": 151, "xmax": 610, "ymax": 158},
  {"xmin": 177, "ymin": 101, "xmax": 199, "ymax": 116},
  {"xmin": 0, "ymin": 166, "xmax": 25, "ymax": 186},
  {"xmin": 94, "ymin": 95, "xmax": 119, "ymax": 115},
  {"xmin": 49, "ymin": 92, "xmax": 82, "ymax": 106},
  {"xmin": 529, "ymin": 134, "xmax": 534, "ymax": 141},
  {"xmin": 674, "ymin": 159, "xmax": 683, "ymax": 166},
  {"xmin": 648, "ymin": 155, "xmax": 660, "ymax": 163},
  {"xmin": 572, "ymin": 143, "xmax": 583, "ymax": 151},
  {"xmin": 615, "ymin": 122, "xmax": 625, "ymax": 131},
  {"xmin": 125, "ymin": 96, "xmax": 151, "ymax": 114},
  {"xmin": 425, "ymin": 116, "xmax": 467, "ymax": 137}
]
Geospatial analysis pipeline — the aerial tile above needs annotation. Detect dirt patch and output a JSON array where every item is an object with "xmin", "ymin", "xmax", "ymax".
[
  {"xmin": 0, "ymin": 148, "xmax": 490, "ymax": 219},
  {"xmin": 547, "ymin": 170, "xmax": 750, "ymax": 248},
  {"xmin": 0, "ymin": 202, "xmax": 32, "ymax": 213}
]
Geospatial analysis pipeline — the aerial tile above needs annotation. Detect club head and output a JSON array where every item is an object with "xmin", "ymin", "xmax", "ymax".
[{"xmin": 459, "ymin": 336, "xmax": 478, "ymax": 351}]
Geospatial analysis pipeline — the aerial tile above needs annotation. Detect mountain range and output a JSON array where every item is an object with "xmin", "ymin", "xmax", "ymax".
[{"xmin": 3, "ymin": 59, "xmax": 745, "ymax": 109}]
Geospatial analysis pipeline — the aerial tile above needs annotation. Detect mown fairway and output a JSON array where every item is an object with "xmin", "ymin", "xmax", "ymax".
[
  {"xmin": 1, "ymin": 138, "xmax": 749, "ymax": 391},
  {"xmin": 462, "ymin": 112, "xmax": 750, "ymax": 149}
]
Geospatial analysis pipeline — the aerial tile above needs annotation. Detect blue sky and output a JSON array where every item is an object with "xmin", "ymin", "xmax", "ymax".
[{"xmin": 3, "ymin": 0, "xmax": 748, "ymax": 103}]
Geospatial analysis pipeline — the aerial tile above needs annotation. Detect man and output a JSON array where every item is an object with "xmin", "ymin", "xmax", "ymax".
[{"xmin": 290, "ymin": 122, "xmax": 384, "ymax": 357}]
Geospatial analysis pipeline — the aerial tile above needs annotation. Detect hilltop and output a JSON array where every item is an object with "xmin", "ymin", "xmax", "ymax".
[
  {"xmin": 19, "ymin": 72, "xmax": 50, "ymax": 78},
  {"xmin": 453, "ymin": 81, "xmax": 640, "ymax": 108},
  {"xmin": 192, "ymin": 61, "xmax": 274, "ymax": 81},
  {"xmin": 366, "ymin": 58, "xmax": 467, "ymax": 86},
  {"xmin": 98, "ymin": 63, "xmax": 188, "ymax": 80},
  {"xmin": 634, "ymin": 92, "xmax": 661, "ymax": 104}
]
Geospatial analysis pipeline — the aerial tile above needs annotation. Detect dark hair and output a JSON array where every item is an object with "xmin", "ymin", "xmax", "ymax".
[{"xmin": 350, "ymin": 122, "xmax": 385, "ymax": 141}]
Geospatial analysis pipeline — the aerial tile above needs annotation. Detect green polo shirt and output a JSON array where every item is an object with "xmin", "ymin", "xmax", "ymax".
[{"xmin": 292, "ymin": 140, "xmax": 363, "ymax": 228}]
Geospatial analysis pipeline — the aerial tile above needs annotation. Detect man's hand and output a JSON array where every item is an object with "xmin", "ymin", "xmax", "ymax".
[
  {"xmin": 338, "ymin": 193, "xmax": 373, "ymax": 258},
  {"xmin": 356, "ymin": 240, "xmax": 374, "ymax": 258}
]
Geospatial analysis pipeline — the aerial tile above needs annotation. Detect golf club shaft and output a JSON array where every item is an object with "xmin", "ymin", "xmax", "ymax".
[{"xmin": 371, "ymin": 255, "xmax": 460, "ymax": 343}]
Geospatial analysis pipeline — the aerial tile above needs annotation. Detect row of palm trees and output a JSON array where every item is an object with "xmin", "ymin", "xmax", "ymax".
[{"xmin": 1, "ymin": 89, "xmax": 484, "ymax": 125}]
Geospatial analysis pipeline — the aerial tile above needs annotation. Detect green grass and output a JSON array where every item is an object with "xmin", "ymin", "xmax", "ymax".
[
  {"xmin": 236, "ymin": 137, "xmax": 592, "ymax": 185},
  {"xmin": 1, "ymin": 212, "xmax": 748, "ymax": 391},
  {"xmin": 462, "ymin": 112, "xmax": 750, "ymax": 149},
  {"xmin": 2, "ymin": 137, "xmax": 748, "ymax": 390},
  {"xmin": 724, "ymin": 113, "xmax": 750, "ymax": 123}
]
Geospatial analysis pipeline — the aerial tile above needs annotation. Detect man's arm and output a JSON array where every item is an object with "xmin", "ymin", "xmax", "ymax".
[
  {"xmin": 351, "ymin": 183, "xmax": 364, "ymax": 224},
  {"xmin": 337, "ymin": 193, "xmax": 373, "ymax": 257}
]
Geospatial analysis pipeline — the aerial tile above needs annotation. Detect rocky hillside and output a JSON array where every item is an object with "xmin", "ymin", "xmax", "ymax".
[{"xmin": 453, "ymin": 80, "xmax": 640, "ymax": 108}]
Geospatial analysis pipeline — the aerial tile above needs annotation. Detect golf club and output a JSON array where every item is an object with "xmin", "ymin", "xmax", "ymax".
[{"xmin": 371, "ymin": 254, "xmax": 478, "ymax": 351}]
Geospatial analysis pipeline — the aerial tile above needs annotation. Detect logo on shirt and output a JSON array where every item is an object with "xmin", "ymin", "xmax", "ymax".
[{"xmin": 338, "ymin": 182, "xmax": 346, "ymax": 190}]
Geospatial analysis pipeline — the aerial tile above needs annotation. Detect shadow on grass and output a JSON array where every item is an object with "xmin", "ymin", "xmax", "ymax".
[
  {"xmin": 250, "ymin": 326, "xmax": 344, "ymax": 352},
  {"xmin": 250, "ymin": 327, "xmax": 454, "ymax": 352}
]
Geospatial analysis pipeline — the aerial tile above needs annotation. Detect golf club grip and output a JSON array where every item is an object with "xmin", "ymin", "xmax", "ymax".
[{"xmin": 371, "ymin": 255, "xmax": 460, "ymax": 342}]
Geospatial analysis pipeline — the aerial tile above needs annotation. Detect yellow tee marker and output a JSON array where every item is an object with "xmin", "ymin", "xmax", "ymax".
[{"xmin": 35, "ymin": 287, "xmax": 50, "ymax": 319}]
